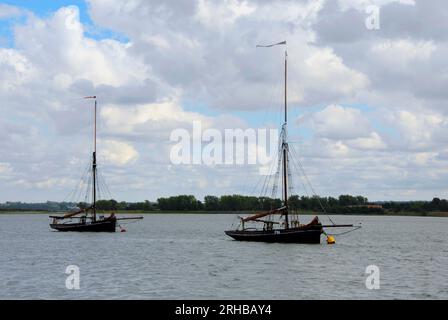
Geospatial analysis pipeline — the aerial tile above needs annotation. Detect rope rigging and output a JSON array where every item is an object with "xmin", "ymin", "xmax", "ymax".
[{"xmin": 289, "ymin": 143, "xmax": 337, "ymax": 226}]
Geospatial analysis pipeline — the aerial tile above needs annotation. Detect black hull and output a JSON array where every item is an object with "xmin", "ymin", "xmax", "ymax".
[
  {"xmin": 225, "ymin": 227, "xmax": 322, "ymax": 244},
  {"xmin": 50, "ymin": 219, "xmax": 116, "ymax": 232}
]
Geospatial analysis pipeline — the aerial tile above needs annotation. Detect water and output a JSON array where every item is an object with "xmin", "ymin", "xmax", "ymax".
[{"xmin": 0, "ymin": 214, "xmax": 447, "ymax": 299}]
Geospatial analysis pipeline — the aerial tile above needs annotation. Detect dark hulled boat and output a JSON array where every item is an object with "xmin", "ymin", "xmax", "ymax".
[
  {"xmin": 225, "ymin": 215, "xmax": 323, "ymax": 244},
  {"xmin": 225, "ymin": 42, "xmax": 354, "ymax": 244},
  {"xmin": 225, "ymin": 228, "xmax": 322, "ymax": 244},
  {"xmin": 50, "ymin": 213, "xmax": 116, "ymax": 232},
  {"xmin": 51, "ymin": 220, "xmax": 116, "ymax": 232},
  {"xmin": 49, "ymin": 97, "xmax": 142, "ymax": 232}
]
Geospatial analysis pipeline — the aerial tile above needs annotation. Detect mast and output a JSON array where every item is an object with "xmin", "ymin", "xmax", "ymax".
[
  {"xmin": 254, "ymin": 41, "xmax": 289, "ymax": 229},
  {"xmin": 283, "ymin": 51, "xmax": 289, "ymax": 229},
  {"xmin": 92, "ymin": 97, "xmax": 97, "ymax": 221}
]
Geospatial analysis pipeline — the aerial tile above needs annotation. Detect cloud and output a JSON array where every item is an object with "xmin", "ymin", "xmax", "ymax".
[
  {"xmin": 385, "ymin": 109, "xmax": 448, "ymax": 151},
  {"xmin": 195, "ymin": 0, "xmax": 256, "ymax": 29},
  {"xmin": 346, "ymin": 132, "xmax": 386, "ymax": 150},
  {"xmin": 0, "ymin": 4, "xmax": 262, "ymax": 201},
  {"xmin": 0, "ymin": 162, "xmax": 12, "ymax": 175},
  {"xmin": 0, "ymin": 48, "xmax": 36, "ymax": 90},
  {"xmin": 14, "ymin": 6, "xmax": 149, "ymax": 88},
  {"xmin": 100, "ymin": 140, "xmax": 139, "ymax": 166},
  {"xmin": 313, "ymin": 0, "xmax": 448, "ymax": 105},
  {"xmin": 1, "ymin": 1, "xmax": 448, "ymax": 202},
  {"xmin": 86, "ymin": 0, "xmax": 368, "ymax": 110},
  {"xmin": 301, "ymin": 105, "xmax": 374, "ymax": 140},
  {"xmin": 0, "ymin": 4, "xmax": 27, "ymax": 19}
]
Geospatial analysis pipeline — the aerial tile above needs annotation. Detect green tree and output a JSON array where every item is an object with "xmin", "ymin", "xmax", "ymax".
[{"xmin": 204, "ymin": 195, "xmax": 220, "ymax": 211}]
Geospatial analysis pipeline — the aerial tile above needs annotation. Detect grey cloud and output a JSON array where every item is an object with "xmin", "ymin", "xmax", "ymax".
[
  {"xmin": 380, "ymin": 0, "xmax": 448, "ymax": 41},
  {"xmin": 70, "ymin": 79, "xmax": 159, "ymax": 105},
  {"xmin": 314, "ymin": 0, "xmax": 448, "ymax": 44},
  {"xmin": 1, "ymin": 1, "xmax": 448, "ymax": 202},
  {"xmin": 88, "ymin": 0, "xmax": 366, "ymax": 110},
  {"xmin": 311, "ymin": 0, "xmax": 448, "ymax": 108},
  {"xmin": 313, "ymin": 1, "xmax": 368, "ymax": 44}
]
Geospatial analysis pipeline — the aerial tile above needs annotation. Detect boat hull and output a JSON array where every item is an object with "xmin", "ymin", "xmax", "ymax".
[
  {"xmin": 225, "ymin": 227, "xmax": 322, "ymax": 244},
  {"xmin": 50, "ymin": 219, "xmax": 116, "ymax": 232}
]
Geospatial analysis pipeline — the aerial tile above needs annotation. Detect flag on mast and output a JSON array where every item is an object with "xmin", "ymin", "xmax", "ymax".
[{"xmin": 256, "ymin": 41, "xmax": 286, "ymax": 48}]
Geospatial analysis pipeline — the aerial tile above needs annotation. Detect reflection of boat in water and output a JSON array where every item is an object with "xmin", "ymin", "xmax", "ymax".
[
  {"xmin": 49, "ymin": 96, "xmax": 142, "ymax": 232},
  {"xmin": 225, "ymin": 42, "xmax": 356, "ymax": 244}
]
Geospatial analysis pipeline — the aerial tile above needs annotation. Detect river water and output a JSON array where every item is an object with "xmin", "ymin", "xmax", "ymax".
[{"xmin": 0, "ymin": 214, "xmax": 446, "ymax": 299}]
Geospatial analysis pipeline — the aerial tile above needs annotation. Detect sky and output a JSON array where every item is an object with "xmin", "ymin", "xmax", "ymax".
[{"xmin": 0, "ymin": 0, "xmax": 447, "ymax": 202}]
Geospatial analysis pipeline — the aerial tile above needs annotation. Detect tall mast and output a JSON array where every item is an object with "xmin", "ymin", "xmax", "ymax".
[
  {"xmin": 284, "ymin": 51, "xmax": 288, "ymax": 123},
  {"xmin": 283, "ymin": 51, "xmax": 289, "ymax": 229},
  {"xmin": 255, "ymin": 41, "xmax": 289, "ymax": 228},
  {"xmin": 92, "ymin": 97, "xmax": 97, "ymax": 221}
]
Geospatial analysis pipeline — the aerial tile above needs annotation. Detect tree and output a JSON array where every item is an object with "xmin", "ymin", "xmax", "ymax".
[
  {"xmin": 204, "ymin": 196, "xmax": 220, "ymax": 211},
  {"xmin": 78, "ymin": 202, "xmax": 88, "ymax": 210},
  {"xmin": 157, "ymin": 195, "xmax": 200, "ymax": 211}
]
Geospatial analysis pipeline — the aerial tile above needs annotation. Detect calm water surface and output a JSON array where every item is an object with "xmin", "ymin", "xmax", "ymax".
[{"xmin": 0, "ymin": 214, "xmax": 447, "ymax": 299}]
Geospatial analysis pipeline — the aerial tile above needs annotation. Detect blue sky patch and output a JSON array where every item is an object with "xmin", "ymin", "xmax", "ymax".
[{"xmin": 0, "ymin": 0, "xmax": 128, "ymax": 45}]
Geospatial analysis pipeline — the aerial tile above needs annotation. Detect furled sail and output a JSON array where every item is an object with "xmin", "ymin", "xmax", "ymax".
[
  {"xmin": 49, "ymin": 206, "xmax": 93, "ymax": 219},
  {"xmin": 63, "ymin": 206, "xmax": 92, "ymax": 219},
  {"xmin": 241, "ymin": 206, "xmax": 286, "ymax": 222}
]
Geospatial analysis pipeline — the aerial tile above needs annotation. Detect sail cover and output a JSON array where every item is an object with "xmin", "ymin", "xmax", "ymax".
[
  {"xmin": 60, "ymin": 206, "xmax": 92, "ymax": 219},
  {"xmin": 242, "ymin": 206, "xmax": 287, "ymax": 222}
]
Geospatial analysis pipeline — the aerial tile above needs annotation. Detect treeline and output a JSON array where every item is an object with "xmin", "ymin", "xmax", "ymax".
[
  {"xmin": 0, "ymin": 201, "xmax": 76, "ymax": 212},
  {"xmin": 287, "ymin": 195, "xmax": 382, "ymax": 214},
  {"xmin": 93, "ymin": 194, "xmax": 377, "ymax": 213},
  {"xmin": 3, "ymin": 196, "xmax": 448, "ymax": 214},
  {"xmin": 81, "ymin": 200, "xmax": 157, "ymax": 211},
  {"xmin": 157, "ymin": 195, "xmax": 283, "ymax": 211},
  {"xmin": 382, "ymin": 198, "xmax": 448, "ymax": 213}
]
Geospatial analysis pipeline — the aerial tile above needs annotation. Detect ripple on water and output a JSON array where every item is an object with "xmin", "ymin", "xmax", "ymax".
[{"xmin": 0, "ymin": 214, "xmax": 447, "ymax": 299}]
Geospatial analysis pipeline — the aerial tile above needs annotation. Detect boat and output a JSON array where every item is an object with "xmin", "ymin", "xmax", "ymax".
[
  {"xmin": 49, "ymin": 96, "xmax": 142, "ymax": 232},
  {"xmin": 225, "ymin": 42, "xmax": 355, "ymax": 244}
]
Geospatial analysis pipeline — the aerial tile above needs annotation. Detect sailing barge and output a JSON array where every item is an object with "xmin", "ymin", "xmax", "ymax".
[
  {"xmin": 225, "ymin": 42, "xmax": 355, "ymax": 244},
  {"xmin": 50, "ymin": 96, "xmax": 142, "ymax": 232}
]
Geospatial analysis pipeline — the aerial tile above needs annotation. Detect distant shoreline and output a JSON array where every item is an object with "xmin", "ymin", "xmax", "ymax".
[{"xmin": 1, "ymin": 210, "xmax": 447, "ymax": 217}]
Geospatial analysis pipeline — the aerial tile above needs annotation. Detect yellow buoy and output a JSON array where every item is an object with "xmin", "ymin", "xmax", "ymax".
[{"xmin": 327, "ymin": 235, "xmax": 336, "ymax": 244}]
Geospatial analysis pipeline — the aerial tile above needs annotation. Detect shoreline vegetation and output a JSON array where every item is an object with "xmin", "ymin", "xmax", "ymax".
[
  {"xmin": 1, "ymin": 210, "xmax": 448, "ymax": 218},
  {"xmin": 1, "ymin": 194, "xmax": 448, "ymax": 217}
]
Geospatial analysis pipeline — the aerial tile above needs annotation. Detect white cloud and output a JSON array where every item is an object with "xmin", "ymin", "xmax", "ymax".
[
  {"xmin": 303, "ymin": 104, "xmax": 373, "ymax": 140},
  {"xmin": 0, "ymin": 1, "xmax": 448, "ymax": 202},
  {"xmin": 302, "ymin": 47, "xmax": 369, "ymax": 100},
  {"xmin": 385, "ymin": 109, "xmax": 448, "ymax": 151},
  {"xmin": 87, "ymin": 0, "xmax": 369, "ymax": 110},
  {"xmin": 347, "ymin": 132, "xmax": 386, "ymax": 150},
  {"xmin": 195, "ymin": 0, "xmax": 256, "ymax": 29},
  {"xmin": 0, "ymin": 49, "xmax": 36, "ymax": 90},
  {"xmin": 101, "ymin": 99, "xmax": 212, "ymax": 135},
  {"xmin": 101, "ymin": 140, "xmax": 139, "ymax": 166},
  {"xmin": 14, "ymin": 6, "xmax": 148, "ymax": 87},
  {"xmin": 337, "ymin": 0, "xmax": 415, "ymax": 10},
  {"xmin": 370, "ymin": 39, "xmax": 436, "ymax": 70},
  {"xmin": 0, "ymin": 4, "xmax": 26, "ymax": 19}
]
